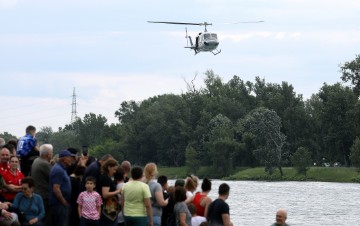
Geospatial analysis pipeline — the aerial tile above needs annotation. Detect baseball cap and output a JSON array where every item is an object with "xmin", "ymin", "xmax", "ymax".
[{"xmin": 59, "ymin": 149, "xmax": 76, "ymax": 158}]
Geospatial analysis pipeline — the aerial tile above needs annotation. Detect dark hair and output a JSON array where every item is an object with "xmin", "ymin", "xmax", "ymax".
[
  {"xmin": 10, "ymin": 155, "xmax": 19, "ymax": 162},
  {"xmin": 86, "ymin": 156, "xmax": 96, "ymax": 166},
  {"xmin": 85, "ymin": 176, "xmax": 96, "ymax": 184},
  {"xmin": 174, "ymin": 186, "xmax": 187, "ymax": 203},
  {"xmin": 114, "ymin": 166, "xmax": 125, "ymax": 182},
  {"xmin": 101, "ymin": 159, "xmax": 119, "ymax": 175},
  {"xmin": 218, "ymin": 183, "xmax": 230, "ymax": 196},
  {"xmin": 187, "ymin": 203, "xmax": 197, "ymax": 215},
  {"xmin": 157, "ymin": 175, "xmax": 168, "ymax": 187},
  {"xmin": 7, "ymin": 139, "xmax": 17, "ymax": 148},
  {"xmin": 73, "ymin": 166, "xmax": 86, "ymax": 176},
  {"xmin": 199, "ymin": 222, "xmax": 210, "ymax": 226},
  {"xmin": 201, "ymin": 178, "xmax": 211, "ymax": 192},
  {"xmin": 26, "ymin": 125, "xmax": 36, "ymax": 134},
  {"xmin": 21, "ymin": 177, "xmax": 35, "ymax": 188},
  {"xmin": 131, "ymin": 166, "xmax": 143, "ymax": 180}
]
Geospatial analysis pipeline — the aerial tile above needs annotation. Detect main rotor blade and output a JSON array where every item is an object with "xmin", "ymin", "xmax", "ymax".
[
  {"xmin": 218, "ymin": 21, "xmax": 265, "ymax": 25},
  {"xmin": 148, "ymin": 21, "xmax": 211, "ymax": 26}
]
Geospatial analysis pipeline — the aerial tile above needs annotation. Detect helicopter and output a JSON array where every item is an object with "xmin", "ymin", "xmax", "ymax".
[{"xmin": 147, "ymin": 20, "xmax": 264, "ymax": 55}]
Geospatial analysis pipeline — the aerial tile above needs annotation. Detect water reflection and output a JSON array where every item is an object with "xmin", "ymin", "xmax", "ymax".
[{"xmin": 169, "ymin": 180, "xmax": 360, "ymax": 226}]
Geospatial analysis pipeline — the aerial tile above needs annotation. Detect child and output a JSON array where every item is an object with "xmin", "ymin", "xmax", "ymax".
[
  {"xmin": 77, "ymin": 176, "xmax": 103, "ymax": 226},
  {"xmin": 188, "ymin": 203, "xmax": 206, "ymax": 226}
]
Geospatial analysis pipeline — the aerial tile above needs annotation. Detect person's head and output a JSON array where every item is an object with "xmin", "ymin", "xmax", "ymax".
[
  {"xmin": 175, "ymin": 179, "xmax": 185, "ymax": 188},
  {"xmin": 275, "ymin": 209, "xmax": 287, "ymax": 226},
  {"xmin": 157, "ymin": 175, "xmax": 168, "ymax": 190},
  {"xmin": 185, "ymin": 175, "xmax": 198, "ymax": 192},
  {"xmin": 101, "ymin": 159, "xmax": 119, "ymax": 176},
  {"xmin": 0, "ymin": 145, "xmax": 11, "ymax": 164},
  {"xmin": 6, "ymin": 140, "xmax": 17, "ymax": 156},
  {"xmin": 99, "ymin": 154, "xmax": 113, "ymax": 165},
  {"xmin": 201, "ymin": 178, "xmax": 212, "ymax": 192},
  {"xmin": 9, "ymin": 155, "xmax": 20, "ymax": 171},
  {"xmin": 59, "ymin": 149, "xmax": 76, "ymax": 167},
  {"xmin": 131, "ymin": 166, "xmax": 143, "ymax": 180},
  {"xmin": 114, "ymin": 166, "xmax": 125, "ymax": 183},
  {"xmin": 26, "ymin": 125, "xmax": 36, "ymax": 136},
  {"xmin": 218, "ymin": 183, "xmax": 230, "ymax": 198},
  {"xmin": 174, "ymin": 186, "xmax": 187, "ymax": 203},
  {"xmin": 39, "ymin": 144, "xmax": 53, "ymax": 161},
  {"xmin": 21, "ymin": 177, "xmax": 35, "ymax": 197},
  {"xmin": 0, "ymin": 138, "xmax": 5, "ymax": 146},
  {"xmin": 121, "ymin": 160, "xmax": 131, "ymax": 176},
  {"xmin": 199, "ymin": 222, "xmax": 210, "ymax": 226},
  {"xmin": 85, "ymin": 176, "xmax": 96, "ymax": 192},
  {"xmin": 144, "ymin": 162, "xmax": 158, "ymax": 181},
  {"xmin": 73, "ymin": 165, "xmax": 85, "ymax": 178},
  {"xmin": 187, "ymin": 203, "xmax": 197, "ymax": 216}
]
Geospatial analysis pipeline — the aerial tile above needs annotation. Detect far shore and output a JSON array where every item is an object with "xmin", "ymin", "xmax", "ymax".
[{"xmin": 158, "ymin": 166, "xmax": 360, "ymax": 183}]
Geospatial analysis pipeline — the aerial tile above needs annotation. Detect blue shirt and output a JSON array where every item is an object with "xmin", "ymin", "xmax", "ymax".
[
  {"xmin": 49, "ymin": 162, "xmax": 71, "ymax": 206},
  {"xmin": 12, "ymin": 192, "xmax": 45, "ymax": 222},
  {"xmin": 16, "ymin": 134, "xmax": 37, "ymax": 158}
]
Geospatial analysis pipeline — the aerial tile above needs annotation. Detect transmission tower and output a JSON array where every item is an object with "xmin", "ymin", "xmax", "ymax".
[{"xmin": 71, "ymin": 87, "xmax": 78, "ymax": 123}]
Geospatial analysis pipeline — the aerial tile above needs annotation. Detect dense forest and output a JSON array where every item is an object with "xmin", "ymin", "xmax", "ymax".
[{"xmin": 2, "ymin": 55, "xmax": 360, "ymax": 177}]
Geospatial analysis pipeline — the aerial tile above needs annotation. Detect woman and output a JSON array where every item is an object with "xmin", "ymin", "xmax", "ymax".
[
  {"xmin": 2, "ymin": 156, "xmax": 24, "ymax": 202},
  {"xmin": 99, "ymin": 159, "xmax": 122, "ymax": 226},
  {"xmin": 191, "ymin": 178, "xmax": 212, "ymax": 217},
  {"xmin": 11, "ymin": 177, "xmax": 45, "ymax": 226},
  {"xmin": 184, "ymin": 174, "xmax": 198, "ymax": 204},
  {"xmin": 144, "ymin": 163, "xmax": 168, "ymax": 226},
  {"xmin": 121, "ymin": 166, "xmax": 153, "ymax": 226},
  {"xmin": 174, "ymin": 187, "xmax": 191, "ymax": 226}
]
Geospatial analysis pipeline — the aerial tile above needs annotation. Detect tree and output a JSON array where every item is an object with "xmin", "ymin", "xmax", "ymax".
[
  {"xmin": 49, "ymin": 130, "xmax": 80, "ymax": 153},
  {"xmin": 185, "ymin": 145, "xmax": 200, "ymax": 175},
  {"xmin": 291, "ymin": 147, "xmax": 312, "ymax": 176},
  {"xmin": 340, "ymin": 54, "xmax": 360, "ymax": 95},
  {"xmin": 350, "ymin": 137, "xmax": 360, "ymax": 171},
  {"xmin": 36, "ymin": 126, "xmax": 53, "ymax": 145},
  {"xmin": 0, "ymin": 132, "xmax": 17, "ymax": 141},
  {"xmin": 242, "ymin": 107, "xmax": 287, "ymax": 175}
]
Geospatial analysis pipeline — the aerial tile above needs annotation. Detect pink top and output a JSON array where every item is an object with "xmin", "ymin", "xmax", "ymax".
[{"xmin": 77, "ymin": 191, "xmax": 103, "ymax": 220}]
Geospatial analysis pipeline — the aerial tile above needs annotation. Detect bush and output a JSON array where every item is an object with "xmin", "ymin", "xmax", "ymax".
[{"xmin": 291, "ymin": 147, "xmax": 312, "ymax": 176}]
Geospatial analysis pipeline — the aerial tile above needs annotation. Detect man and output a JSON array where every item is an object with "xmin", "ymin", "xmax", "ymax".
[
  {"xmin": 31, "ymin": 144, "xmax": 53, "ymax": 226},
  {"xmin": 0, "ymin": 145, "xmax": 11, "ymax": 201},
  {"xmin": 206, "ymin": 183, "xmax": 233, "ymax": 226},
  {"xmin": 81, "ymin": 154, "xmax": 113, "ymax": 193},
  {"xmin": 16, "ymin": 125, "xmax": 39, "ymax": 176},
  {"xmin": 121, "ymin": 160, "xmax": 131, "ymax": 182},
  {"xmin": 0, "ymin": 138, "xmax": 5, "ymax": 147},
  {"xmin": 271, "ymin": 209, "xmax": 289, "ymax": 226},
  {"xmin": 49, "ymin": 149, "xmax": 75, "ymax": 226}
]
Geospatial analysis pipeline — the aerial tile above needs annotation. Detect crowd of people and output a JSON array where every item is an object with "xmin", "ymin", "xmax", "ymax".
[{"xmin": 0, "ymin": 125, "xmax": 289, "ymax": 226}]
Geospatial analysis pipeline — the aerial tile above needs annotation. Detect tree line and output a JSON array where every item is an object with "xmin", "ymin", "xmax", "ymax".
[{"xmin": 2, "ymin": 55, "xmax": 360, "ymax": 177}]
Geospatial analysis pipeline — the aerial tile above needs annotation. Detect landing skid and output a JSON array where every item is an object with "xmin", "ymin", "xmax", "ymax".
[{"xmin": 211, "ymin": 49, "xmax": 221, "ymax": 55}]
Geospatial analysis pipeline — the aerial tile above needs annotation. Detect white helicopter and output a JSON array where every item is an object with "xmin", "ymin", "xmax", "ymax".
[{"xmin": 148, "ymin": 20, "xmax": 264, "ymax": 55}]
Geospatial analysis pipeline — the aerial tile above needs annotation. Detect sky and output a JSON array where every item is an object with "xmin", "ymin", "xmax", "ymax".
[{"xmin": 1, "ymin": 0, "xmax": 360, "ymax": 137}]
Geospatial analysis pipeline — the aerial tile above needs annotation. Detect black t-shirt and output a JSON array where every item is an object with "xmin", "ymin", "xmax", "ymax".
[
  {"xmin": 207, "ymin": 198, "xmax": 230, "ymax": 225},
  {"xmin": 99, "ymin": 174, "xmax": 116, "ymax": 200}
]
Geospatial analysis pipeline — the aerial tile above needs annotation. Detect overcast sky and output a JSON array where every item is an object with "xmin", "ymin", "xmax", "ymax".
[{"xmin": 1, "ymin": 0, "xmax": 360, "ymax": 137}]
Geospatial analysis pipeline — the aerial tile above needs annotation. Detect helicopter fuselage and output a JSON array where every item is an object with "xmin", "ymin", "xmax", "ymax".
[{"xmin": 186, "ymin": 32, "xmax": 221, "ymax": 55}]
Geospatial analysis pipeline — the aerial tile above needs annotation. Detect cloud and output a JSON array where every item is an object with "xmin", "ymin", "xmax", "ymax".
[{"xmin": 0, "ymin": 0, "xmax": 18, "ymax": 9}]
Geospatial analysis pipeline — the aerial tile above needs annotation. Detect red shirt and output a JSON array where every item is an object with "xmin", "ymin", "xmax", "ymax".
[
  {"xmin": 193, "ymin": 192, "xmax": 207, "ymax": 216},
  {"xmin": 2, "ymin": 169, "xmax": 24, "ymax": 201},
  {"xmin": 0, "ymin": 163, "xmax": 10, "ymax": 176}
]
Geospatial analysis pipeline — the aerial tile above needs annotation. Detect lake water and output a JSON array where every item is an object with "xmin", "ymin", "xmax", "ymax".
[{"xmin": 170, "ymin": 180, "xmax": 360, "ymax": 226}]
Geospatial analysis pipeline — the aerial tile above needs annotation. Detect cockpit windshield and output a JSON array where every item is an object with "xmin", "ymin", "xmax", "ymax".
[{"xmin": 203, "ymin": 33, "xmax": 218, "ymax": 40}]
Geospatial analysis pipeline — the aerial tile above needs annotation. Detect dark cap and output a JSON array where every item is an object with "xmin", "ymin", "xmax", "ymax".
[
  {"xmin": 175, "ymin": 179, "xmax": 185, "ymax": 187},
  {"xmin": 59, "ymin": 150, "xmax": 76, "ymax": 158}
]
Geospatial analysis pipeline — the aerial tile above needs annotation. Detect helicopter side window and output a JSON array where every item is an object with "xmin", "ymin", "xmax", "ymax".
[{"xmin": 211, "ymin": 33, "xmax": 217, "ymax": 39}]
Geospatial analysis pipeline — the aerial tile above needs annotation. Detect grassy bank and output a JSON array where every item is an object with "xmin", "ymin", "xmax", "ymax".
[{"xmin": 158, "ymin": 166, "xmax": 360, "ymax": 183}]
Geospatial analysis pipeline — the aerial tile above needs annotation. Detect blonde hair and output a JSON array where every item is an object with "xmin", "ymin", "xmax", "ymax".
[
  {"xmin": 144, "ymin": 162, "xmax": 158, "ymax": 182},
  {"xmin": 185, "ymin": 175, "xmax": 199, "ymax": 192}
]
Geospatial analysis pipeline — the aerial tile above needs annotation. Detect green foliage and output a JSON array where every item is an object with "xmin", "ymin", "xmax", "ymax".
[
  {"xmin": 36, "ymin": 126, "xmax": 54, "ymax": 145},
  {"xmin": 0, "ymin": 132, "xmax": 17, "ymax": 141},
  {"xmin": 185, "ymin": 145, "xmax": 200, "ymax": 175},
  {"xmin": 49, "ymin": 130, "xmax": 80, "ymax": 153},
  {"xmin": 242, "ymin": 107, "xmax": 286, "ymax": 175},
  {"xmin": 90, "ymin": 139, "xmax": 125, "ymax": 162},
  {"xmin": 291, "ymin": 147, "xmax": 312, "ymax": 176},
  {"xmin": 340, "ymin": 54, "xmax": 360, "ymax": 94},
  {"xmin": 350, "ymin": 137, "xmax": 360, "ymax": 171}
]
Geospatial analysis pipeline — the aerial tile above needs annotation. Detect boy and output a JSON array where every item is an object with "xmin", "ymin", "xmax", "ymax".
[{"xmin": 77, "ymin": 176, "xmax": 103, "ymax": 226}]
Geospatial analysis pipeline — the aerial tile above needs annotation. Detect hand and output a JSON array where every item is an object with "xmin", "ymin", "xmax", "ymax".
[
  {"xmin": 29, "ymin": 217, "xmax": 38, "ymax": 225},
  {"xmin": 78, "ymin": 155, "xmax": 88, "ymax": 167},
  {"xmin": 1, "ymin": 209, "xmax": 13, "ymax": 220}
]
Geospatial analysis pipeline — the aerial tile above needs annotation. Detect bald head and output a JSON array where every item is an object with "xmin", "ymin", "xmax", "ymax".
[
  {"xmin": 276, "ymin": 209, "xmax": 287, "ymax": 225},
  {"xmin": 0, "ymin": 147, "xmax": 10, "ymax": 164},
  {"xmin": 121, "ymin": 160, "xmax": 131, "ymax": 173}
]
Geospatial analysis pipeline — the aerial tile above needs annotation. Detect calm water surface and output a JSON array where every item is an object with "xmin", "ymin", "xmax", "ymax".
[{"xmin": 170, "ymin": 180, "xmax": 360, "ymax": 225}]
